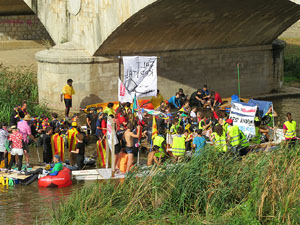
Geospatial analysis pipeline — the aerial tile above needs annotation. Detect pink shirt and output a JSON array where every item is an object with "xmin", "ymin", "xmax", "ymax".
[{"xmin": 17, "ymin": 120, "xmax": 31, "ymax": 143}]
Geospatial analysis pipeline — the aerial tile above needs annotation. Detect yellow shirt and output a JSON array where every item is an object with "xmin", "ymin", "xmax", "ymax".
[
  {"xmin": 62, "ymin": 85, "xmax": 75, "ymax": 99},
  {"xmin": 150, "ymin": 93, "xmax": 164, "ymax": 109}
]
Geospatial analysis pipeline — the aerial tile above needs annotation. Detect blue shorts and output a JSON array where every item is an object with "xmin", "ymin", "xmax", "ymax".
[{"xmin": 126, "ymin": 146, "xmax": 133, "ymax": 154}]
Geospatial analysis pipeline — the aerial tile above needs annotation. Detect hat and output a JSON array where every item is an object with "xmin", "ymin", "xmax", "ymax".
[
  {"xmin": 54, "ymin": 155, "xmax": 61, "ymax": 162},
  {"xmin": 71, "ymin": 122, "xmax": 78, "ymax": 127},
  {"xmin": 181, "ymin": 113, "xmax": 188, "ymax": 117},
  {"xmin": 226, "ymin": 119, "xmax": 233, "ymax": 124},
  {"xmin": 24, "ymin": 114, "xmax": 31, "ymax": 121}
]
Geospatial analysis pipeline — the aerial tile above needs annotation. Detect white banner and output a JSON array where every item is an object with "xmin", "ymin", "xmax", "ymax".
[
  {"xmin": 123, "ymin": 56, "xmax": 157, "ymax": 97},
  {"xmin": 107, "ymin": 119, "xmax": 119, "ymax": 151},
  {"xmin": 230, "ymin": 102, "xmax": 257, "ymax": 138},
  {"xmin": 118, "ymin": 78, "xmax": 133, "ymax": 103}
]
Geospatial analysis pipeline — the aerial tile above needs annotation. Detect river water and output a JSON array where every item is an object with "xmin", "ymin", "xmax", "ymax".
[{"xmin": 0, "ymin": 97, "xmax": 299, "ymax": 224}]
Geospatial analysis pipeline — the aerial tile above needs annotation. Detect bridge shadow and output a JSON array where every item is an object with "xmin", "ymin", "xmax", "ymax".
[{"xmin": 80, "ymin": 94, "xmax": 103, "ymax": 108}]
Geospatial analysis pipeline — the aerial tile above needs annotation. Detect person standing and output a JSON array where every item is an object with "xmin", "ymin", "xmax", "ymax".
[
  {"xmin": 8, "ymin": 126, "xmax": 23, "ymax": 172},
  {"xmin": 124, "ymin": 123, "xmax": 140, "ymax": 173},
  {"xmin": 283, "ymin": 112, "xmax": 297, "ymax": 147},
  {"xmin": 71, "ymin": 133, "xmax": 85, "ymax": 170},
  {"xmin": 0, "ymin": 123, "xmax": 9, "ymax": 167},
  {"xmin": 43, "ymin": 127, "xmax": 53, "ymax": 164},
  {"xmin": 193, "ymin": 129, "xmax": 206, "ymax": 156},
  {"xmin": 61, "ymin": 79, "xmax": 75, "ymax": 119},
  {"xmin": 17, "ymin": 114, "xmax": 34, "ymax": 167},
  {"xmin": 67, "ymin": 122, "xmax": 79, "ymax": 165}
]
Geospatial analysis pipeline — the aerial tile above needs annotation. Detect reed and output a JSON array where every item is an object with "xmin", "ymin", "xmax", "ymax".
[
  {"xmin": 0, "ymin": 64, "xmax": 49, "ymax": 123},
  {"xmin": 49, "ymin": 143, "xmax": 300, "ymax": 224}
]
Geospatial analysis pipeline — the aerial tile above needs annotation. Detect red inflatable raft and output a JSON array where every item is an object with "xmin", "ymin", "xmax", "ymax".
[{"xmin": 38, "ymin": 167, "xmax": 72, "ymax": 188}]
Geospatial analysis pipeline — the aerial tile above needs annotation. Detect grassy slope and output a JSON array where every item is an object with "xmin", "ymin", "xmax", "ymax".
[
  {"xmin": 0, "ymin": 65, "xmax": 49, "ymax": 123},
  {"xmin": 281, "ymin": 38, "xmax": 300, "ymax": 83},
  {"xmin": 50, "ymin": 144, "xmax": 300, "ymax": 225}
]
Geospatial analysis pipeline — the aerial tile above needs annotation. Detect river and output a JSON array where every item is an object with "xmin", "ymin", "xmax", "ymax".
[{"xmin": 0, "ymin": 96, "xmax": 299, "ymax": 224}]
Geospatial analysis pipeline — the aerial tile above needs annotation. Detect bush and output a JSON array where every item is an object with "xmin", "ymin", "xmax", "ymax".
[
  {"xmin": 0, "ymin": 64, "xmax": 49, "ymax": 123},
  {"xmin": 50, "ymin": 143, "xmax": 300, "ymax": 224}
]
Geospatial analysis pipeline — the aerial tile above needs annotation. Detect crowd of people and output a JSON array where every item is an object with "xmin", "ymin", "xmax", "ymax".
[{"xmin": 0, "ymin": 79, "xmax": 298, "ymax": 175}]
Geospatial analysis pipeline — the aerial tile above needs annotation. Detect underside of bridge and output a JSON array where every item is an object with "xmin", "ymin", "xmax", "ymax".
[
  {"xmin": 96, "ymin": 0, "xmax": 300, "ymax": 56},
  {"xmin": 2, "ymin": 0, "xmax": 300, "ymax": 109}
]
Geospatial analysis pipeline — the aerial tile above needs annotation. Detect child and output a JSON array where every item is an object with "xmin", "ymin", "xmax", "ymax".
[
  {"xmin": 49, "ymin": 155, "xmax": 63, "ymax": 176},
  {"xmin": 192, "ymin": 129, "xmax": 206, "ymax": 156},
  {"xmin": 8, "ymin": 126, "xmax": 23, "ymax": 172},
  {"xmin": 71, "ymin": 133, "xmax": 85, "ymax": 170}
]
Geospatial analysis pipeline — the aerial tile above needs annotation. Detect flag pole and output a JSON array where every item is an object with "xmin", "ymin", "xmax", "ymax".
[
  {"xmin": 237, "ymin": 63, "xmax": 241, "ymax": 99},
  {"xmin": 119, "ymin": 50, "xmax": 122, "ymax": 79}
]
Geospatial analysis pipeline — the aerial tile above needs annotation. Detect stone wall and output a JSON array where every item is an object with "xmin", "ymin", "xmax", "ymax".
[
  {"xmin": 155, "ymin": 45, "xmax": 283, "ymax": 99},
  {"xmin": 36, "ymin": 42, "xmax": 283, "ymax": 110},
  {"xmin": 0, "ymin": 14, "xmax": 50, "ymax": 41}
]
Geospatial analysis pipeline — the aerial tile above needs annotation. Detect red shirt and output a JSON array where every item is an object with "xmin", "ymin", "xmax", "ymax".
[
  {"xmin": 215, "ymin": 92, "xmax": 222, "ymax": 104},
  {"xmin": 8, "ymin": 131, "xmax": 23, "ymax": 149}
]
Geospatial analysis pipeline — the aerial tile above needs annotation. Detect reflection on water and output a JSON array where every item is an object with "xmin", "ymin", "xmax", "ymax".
[
  {"xmin": 0, "ymin": 182, "xmax": 82, "ymax": 224},
  {"xmin": 269, "ymin": 97, "xmax": 300, "ymax": 127},
  {"xmin": 0, "ymin": 97, "xmax": 299, "ymax": 224}
]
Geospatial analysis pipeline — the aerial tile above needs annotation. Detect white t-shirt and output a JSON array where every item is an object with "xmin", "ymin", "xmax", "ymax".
[{"xmin": 190, "ymin": 111, "xmax": 197, "ymax": 118}]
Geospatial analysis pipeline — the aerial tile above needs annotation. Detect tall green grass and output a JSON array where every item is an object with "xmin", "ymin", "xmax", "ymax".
[
  {"xmin": 0, "ymin": 64, "xmax": 49, "ymax": 123},
  {"xmin": 50, "ymin": 144, "xmax": 300, "ymax": 225}
]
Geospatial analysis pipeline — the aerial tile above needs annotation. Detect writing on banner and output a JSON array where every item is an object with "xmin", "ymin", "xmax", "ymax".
[
  {"xmin": 230, "ymin": 102, "xmax": 257, "ymax": 138},
  {"xmin": 118, "ymin": 78, "xmax": 133, "ymax": 103},
  {"xmin": 123, "ymin": 56, "xmax": 157, "ymax": 97}
]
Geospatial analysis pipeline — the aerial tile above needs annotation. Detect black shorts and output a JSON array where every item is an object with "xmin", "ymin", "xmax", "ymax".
[
  {"xmin": 22, "ymin": 141, "xmax": 29, "ymax": 153},
  {"xmin": 125, "ymin": 146, "xmax": 133, "ymax": 154},
  {"xmin": 115, "ymin": 144, "xmax": 121, "ymax": 154},
  {"xmin": 64, "ymin": 98, "xmax": 72, "ymax": 108}
]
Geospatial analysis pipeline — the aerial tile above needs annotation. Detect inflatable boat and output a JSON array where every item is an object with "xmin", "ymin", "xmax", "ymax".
[{"xmin": 38, "ymin": 167, "xmax": 72, "ymax": 188}]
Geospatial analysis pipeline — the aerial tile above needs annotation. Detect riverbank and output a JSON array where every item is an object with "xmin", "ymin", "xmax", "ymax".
[
  {"xmin": 50, "ymin": 144, "xmax": 300, "ymax": 224},
  {"xmin": 0, "ymin": 65, "xmax": 49, "ymax": 123}
]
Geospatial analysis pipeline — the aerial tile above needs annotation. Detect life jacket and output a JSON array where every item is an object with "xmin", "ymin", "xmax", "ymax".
[
  {"xmin": 239, "ymin": 130, "xmax": 250, "ymax": 148},
  {"xmin": 223, "ymin": 122, "xmax": 229, "ymax": 134},
  {"xmin": 265, "ymin": 113, "xmax": 274, "ymax": 127},
  {"xmin": 228, "ymin": 125, "xmax": 240, "ymax": 147},
  {"xmin": 212, "ymin": 131, "xmax": 227, "ymax": 152},
  {"xmin": 51, "ymin": 133, "xmax": 65, "ymax": 161},
  {"xmin": 171, "ymin": 135, "xmax": 186, "ymax": 156},
  {"xmin": 170, "ymin": 124, "xmax": 178, "ymax": 134},
  {"xmin": 96, "ymin": 139, "xmax": 106, "ymax": 168},
  {"xmin": 251, "ymin": 127, "xmax": 262, "ymax": 144},
  {"xmin": 153, "ymin": 135, "xmax": 165, "ymax": 158},
  {"xmin": 67, "ymin": 127, "xmax": 78, "ymax": 152},
  {"xmin": 198, "ymin": 119, "xmax": 205, "ymax": 130},
  {"xmin": 284, "ymin": 121, "xmax": 297, "ymax": 139}
]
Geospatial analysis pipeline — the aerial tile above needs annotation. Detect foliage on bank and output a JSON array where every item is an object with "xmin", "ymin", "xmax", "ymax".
[
  {"xmin": 0, "ymin": 64, "xmax": 49, "ymax": 123},
  {"xmin": 283, "ymin": 38, "xmax": 300, "ymax": 83},
  {"xmin": 50, "ymin": 144, "xmax": 300, "ymax": 225}
]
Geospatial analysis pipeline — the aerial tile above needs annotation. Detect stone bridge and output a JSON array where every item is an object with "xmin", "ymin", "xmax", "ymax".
[{"xmin": 2, "ymin": 0, "xmax": 300, "ymax": 109}]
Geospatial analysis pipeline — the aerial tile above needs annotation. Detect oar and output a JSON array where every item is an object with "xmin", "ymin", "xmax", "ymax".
[{"xmin": 36, "ymin": 143, "xmax": 41, "ymax": 163}]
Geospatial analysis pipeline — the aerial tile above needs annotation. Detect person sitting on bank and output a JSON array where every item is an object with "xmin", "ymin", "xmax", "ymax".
[
  {"xmin": 190, "ymin": 89, "xmax": 205, "ymax": 107},
  {"xmin": 210, "ymin": 91, "xmax": 223, "ymax": 107},
  {"xmin": 49, "ymin": 155, "xmax": 63, "ymax": 176},
  {"xmin": 168, "ymin": 92, "xmax": 181, "ymax": 110},
  {"xmin": 61, "ymin": 79, "xmax": 75, "ymax": 119},
  {"xmin": 147, "ymin": 128, "xmax": 166, "ymax": 166}
]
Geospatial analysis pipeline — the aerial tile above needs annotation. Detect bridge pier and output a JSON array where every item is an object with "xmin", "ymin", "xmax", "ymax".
[{"xmin": 36, "ymin": 41, "xmax": 285, "ymax": 110}]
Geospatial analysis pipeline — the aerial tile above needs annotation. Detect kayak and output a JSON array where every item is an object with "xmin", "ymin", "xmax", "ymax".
[
  {"xmin": 38, "ymin": 167, "xmax": 72, "ymax": 188},
  {"xmin": 83, "ymin": 100, "xmax": 155, "ymax": 113}
]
